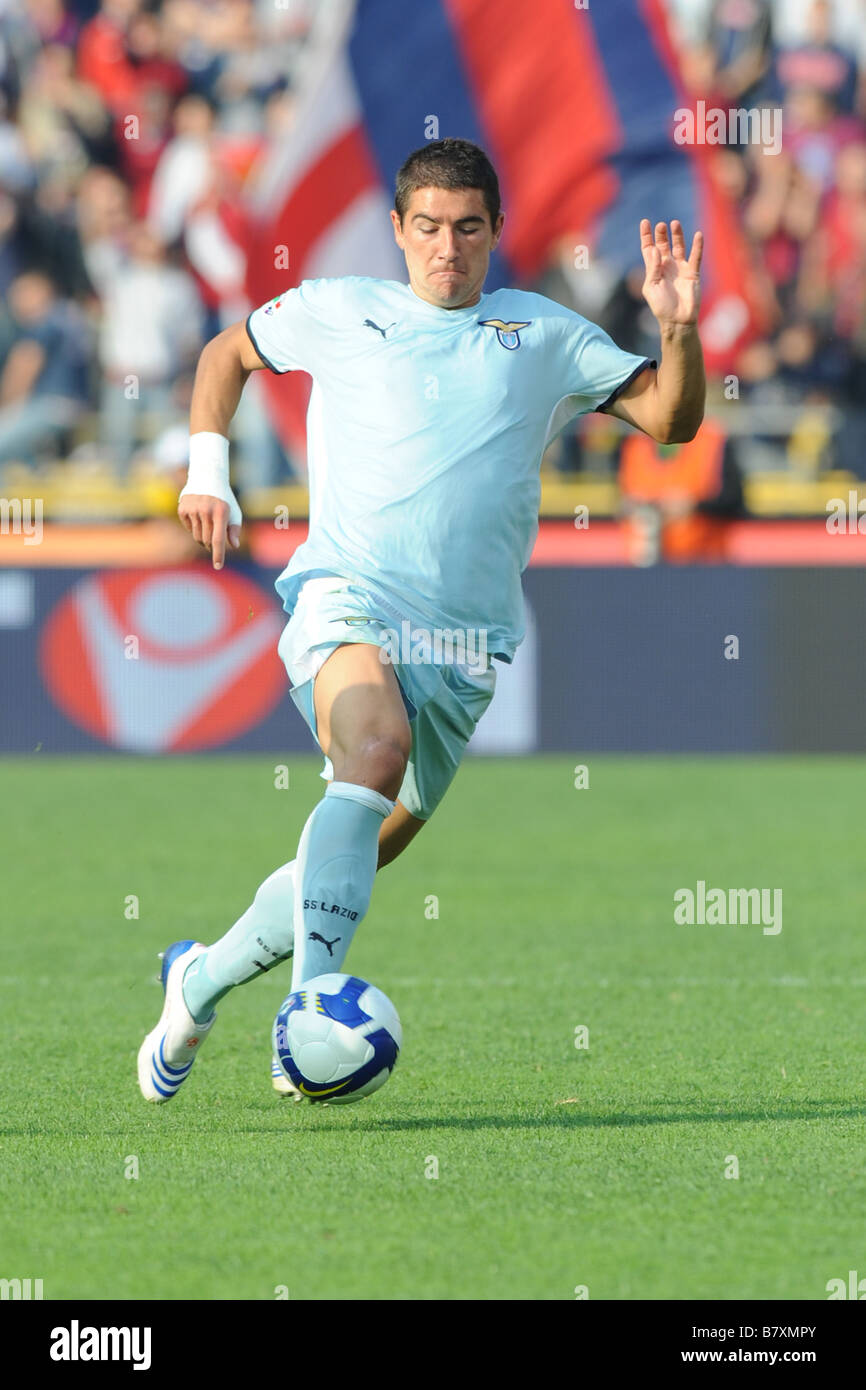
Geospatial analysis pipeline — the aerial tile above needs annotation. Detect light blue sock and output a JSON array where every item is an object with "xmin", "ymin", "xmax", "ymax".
[
  {"xmin": 182, "ymin": 861, "xmax": 296, "ymax": 1024},
  {"xmin": 291, "ymin": 780, "xmax": 394, "ymax": 989}
]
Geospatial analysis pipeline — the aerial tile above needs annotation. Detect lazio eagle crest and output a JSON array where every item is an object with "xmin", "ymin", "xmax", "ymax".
[{"xmin": 479, "ymin": 318, "xmax": 532, "ymax": 350}]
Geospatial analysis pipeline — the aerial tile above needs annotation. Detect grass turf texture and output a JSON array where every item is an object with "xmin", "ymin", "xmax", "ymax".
[{"xmin": 1, "ymin": 754, "xmax": 864, "ymax": 1301}]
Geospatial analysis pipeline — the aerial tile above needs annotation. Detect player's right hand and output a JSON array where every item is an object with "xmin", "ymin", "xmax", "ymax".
[{"xmin": 178, "ymin": 492, "xmax": 242, "ymax": 571}]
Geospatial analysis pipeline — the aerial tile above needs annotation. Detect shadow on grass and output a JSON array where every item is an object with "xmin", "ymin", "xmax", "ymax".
[
  {"xmin": 2, "ymin": 1098, "xmax": 861, "ymax": 1139},
  {"xmin": 235, "ymin": 1096, "xmax": 866, "ymax": 1134}
]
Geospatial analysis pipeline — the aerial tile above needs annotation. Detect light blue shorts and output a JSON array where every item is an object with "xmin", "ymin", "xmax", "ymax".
[{"xmin": 277, "ymin": 576, "xmax": 497, "ymax": 820}]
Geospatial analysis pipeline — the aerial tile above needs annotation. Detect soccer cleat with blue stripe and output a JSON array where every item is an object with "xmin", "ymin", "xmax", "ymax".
[
  {"xmin": 271, "ymin": 1053, "xmax": 304, "ymax": 1100},
  {"xmin": 137, "ymin": 940, "xmax": 216, "ymax": 1103}
]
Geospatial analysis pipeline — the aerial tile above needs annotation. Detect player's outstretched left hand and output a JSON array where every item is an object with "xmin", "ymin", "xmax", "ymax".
[{"xmin": 639, "ymin": 219, "xmax": 703, "ymax": 328}]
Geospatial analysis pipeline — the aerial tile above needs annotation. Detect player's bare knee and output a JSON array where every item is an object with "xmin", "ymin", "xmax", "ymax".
[
  {"xmin": 337, "ymin": 733, "xmax": 408, "ymax": 800},
  {"xmin": 357, "ymin": 733, "xmax": 407, "ymax": 799}
]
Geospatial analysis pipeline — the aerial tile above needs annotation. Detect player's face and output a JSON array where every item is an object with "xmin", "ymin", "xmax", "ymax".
[{"xmin": 390, "ymin": 187, "xmax": 504, "ymax": 309}]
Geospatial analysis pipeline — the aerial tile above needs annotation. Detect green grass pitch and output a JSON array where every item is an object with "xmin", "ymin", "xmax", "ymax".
[{"xmin": 2, "ymin": 754, "xmax": 864, "ymax": 1301}]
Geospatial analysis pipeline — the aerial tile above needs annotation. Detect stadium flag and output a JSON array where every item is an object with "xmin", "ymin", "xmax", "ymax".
[
  {"xmin": 244, "ymin": 1, "xmax": 403, "ymax": 466},
  {"xmin": 244, "ymin": 0, "xmax": 767, "ymax": 462}
]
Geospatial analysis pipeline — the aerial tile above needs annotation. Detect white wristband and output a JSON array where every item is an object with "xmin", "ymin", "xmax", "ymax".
[{"xmin": 181, "ymin": 432, "xmax": 242, "ymax": 528}]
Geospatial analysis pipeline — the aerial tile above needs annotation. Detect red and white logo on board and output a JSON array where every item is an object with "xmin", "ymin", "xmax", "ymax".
[{"xmin": 40, "ymin": 568, "xmax": 285, "ymax": 750}]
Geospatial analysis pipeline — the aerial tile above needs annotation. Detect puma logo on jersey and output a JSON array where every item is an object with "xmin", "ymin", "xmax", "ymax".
[
  {"xmin": 479, "ymin": 318, "xmax": 532, "ymax": 350},
  {"xmin": 363, "ymin": 319, "xmax": 396, "ymax": 339}
]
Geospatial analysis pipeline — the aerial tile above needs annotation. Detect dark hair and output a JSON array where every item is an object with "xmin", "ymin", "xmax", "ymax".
[{"xmin": 394, "ymin": 138, "xmax": 501, "ymax": 229}]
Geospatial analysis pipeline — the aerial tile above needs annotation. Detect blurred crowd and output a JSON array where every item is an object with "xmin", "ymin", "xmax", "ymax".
[
  {"xmin": 675, "ymin": 0, "xmax": 866, "ymax": 475},
  {"xmin": 0, "ymin": 0, "xmax": 864, "ymax": 492},
  {"xmin": 0, "ymin": 0, "xmax": 312, "ymax": 484},
  {"xmin": 546, "ymin": 0, "xmax": 866, "ymax": 480}
]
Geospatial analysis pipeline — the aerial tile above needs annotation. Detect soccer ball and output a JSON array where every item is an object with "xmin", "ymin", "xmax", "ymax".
[{"xmin": 273, "ymin": 974, "xmax": 401, "ymax": 1103}]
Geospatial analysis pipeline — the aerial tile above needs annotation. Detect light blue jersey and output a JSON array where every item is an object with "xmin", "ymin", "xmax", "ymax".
[{"xmin": 246, "ymin": 276, "xmax": 650, "ymax": 661}]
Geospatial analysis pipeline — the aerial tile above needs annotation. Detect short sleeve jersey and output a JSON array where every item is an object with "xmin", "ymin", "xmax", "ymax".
[{"xmin": 247, "ymin": 277, "xmax": 651, "ymax": 660}]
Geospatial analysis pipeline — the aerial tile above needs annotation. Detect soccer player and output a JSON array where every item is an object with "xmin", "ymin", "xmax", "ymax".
[{"xmin": 138, "ymin": 138, "xmax": 705, "ymax": 1102}]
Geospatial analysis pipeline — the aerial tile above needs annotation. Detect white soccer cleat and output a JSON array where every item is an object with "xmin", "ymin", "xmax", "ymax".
[
  {"xmin": 137, "ymin": 939, "xmax": 216, "ymax": 1103},
  {"xmin": 271, "ymin": 1054, "xmax": 304, "ymax": 1100}
]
